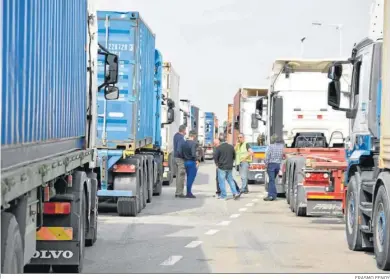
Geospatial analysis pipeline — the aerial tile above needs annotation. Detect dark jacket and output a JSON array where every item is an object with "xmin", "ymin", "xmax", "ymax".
[
  {"xmin": 173, "ymin": 133, "xmax": 185, "ymax": 158},
  {"xmin": 214, "ymin": 143, "xmax": 235, "ymax": 170},
  {"xmin": 181, "ymin": 140, "xmax": 198, "ymax": 161}
]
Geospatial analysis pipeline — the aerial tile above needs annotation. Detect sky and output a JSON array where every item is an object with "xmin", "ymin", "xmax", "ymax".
[{"xmin": 96, "ymin": 0, "xmax": 373, "ymax": 123}]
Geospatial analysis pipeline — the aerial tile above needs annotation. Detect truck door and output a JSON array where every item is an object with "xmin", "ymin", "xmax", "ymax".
[{"xmin": 271, "ymin": 96, "xmax": 283, "ymax": 139}]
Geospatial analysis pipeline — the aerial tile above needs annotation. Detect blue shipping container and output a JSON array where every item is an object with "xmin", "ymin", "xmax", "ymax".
[
  {"xmin": 96, "ymin": 11, "xmax": 156, "ymax": 149},
  {"xmin": 204, "ymin": 112, "xmax": 215, "ymax": 146},
  {"xmin": 154, "ymin": 49, "xmax": 163, "ymax": 148},
  {"xmin": 1, "ymin": 0, "xmax": 88, "ymax": 169}
]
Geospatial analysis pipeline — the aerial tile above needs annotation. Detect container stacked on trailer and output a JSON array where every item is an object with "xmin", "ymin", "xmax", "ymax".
[
  {"xmin": 204, "ymin": 112, "xmax": 216, "ymax": 159},
  {"xmin": 95, "ymin": 11, "xmax": 176, "ymax": 216}
]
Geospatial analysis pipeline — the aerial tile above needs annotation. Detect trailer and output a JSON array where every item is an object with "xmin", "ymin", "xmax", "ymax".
[
  {"xmin": 1, "ymin": 0, "xmax": 119, "ymax": 273},
  {"xmin": 233, "ymin": 88, "xmax": 268, "ymax": 184},
  {"xmin": 95, "ymin": 11, "xmax": 175, "ymax": 217},
  {"xmin": 180, "ymin": 99, "xmax": 192, "ymax": 135},
  {"xmin": 161, "ymin": 62, "xmax": 181, "ymax": 185},
  {"xmin": 198, "ymin": 109, "xmax": 206, "ymax": 157},
  {"xmin": 326, "ymin": 0, "xmax": 390, "ymax": 270},
  {"xmin": 204, "ymin": 112, "xmax": 216, "ymax": 159}
]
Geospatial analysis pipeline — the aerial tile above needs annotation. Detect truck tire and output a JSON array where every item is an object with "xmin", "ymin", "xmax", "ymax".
[
  {"xmin": 345, "ymin": 173, "xmax": 363, "ymax": 251},
  {"xmin": 52, "ymin": 193, "xmax": 86, "ymax": 273},
  {"xmin": 373, "ymin": 185, "xmax": 390, "ymax": 270},
  {"xmin": 295, "ymin": 184, "xmax": 307, "ymax": 217},
  {"xmin": 146, "ymin": 157, "xmax": 154, "ymax": 203},
  {"xmin": 286, "ymin": 161, "xmax": 294, "ymax": 205},
  {"xmin": 1, "ymin": 212, "xmax": 24, "ymax": 274},
  {"xmin": 117, "ymin": 197, "xmax": 138, "ymax": 217},
  {"xmin": 85, "ymin": 196, "xmax": 98, "ymax": 247},
  {"xmin": 290, "ymin": 157, "xmax": 305, "ymax": 213},
  {"xmin": 142, "ymin": 164, "xmax": 147, "ymax": 209},
  {"xmin": 113, "ymin": 174, "xmax": 141, "ymax": 214}
]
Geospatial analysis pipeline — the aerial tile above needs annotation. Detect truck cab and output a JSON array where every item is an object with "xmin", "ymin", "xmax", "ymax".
[{"xmin": 326, "ymin": 0, "xmax": 390, "ymax": 269}]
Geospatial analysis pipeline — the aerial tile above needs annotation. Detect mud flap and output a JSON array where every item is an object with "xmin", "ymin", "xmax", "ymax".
[
  {"xmin": 306, "ymin": 199, "xmax": 343, "ymax": 217},
  {"xmin": 27, "ymin": 241, "xmax": 80, "ymax": 266}
]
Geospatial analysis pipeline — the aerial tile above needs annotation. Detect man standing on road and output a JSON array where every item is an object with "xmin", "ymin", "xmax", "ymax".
[
  {"xmin": 235, "ymin": 134, "xmax": 253, "ymax": 194},
  {"xmin": 214, "ymin": 135, "xmax": 240, "ymax": 200},
  {"xmin": 181, "ymin": 130, "xmax": 199, "ymax": 198},
  {"xmin": 264, "ymin": 134, "xmax": 284, "ymax": 201},
  {"xmin": 214, "ymin": 137, "xmax": 240, "ymax": 196},
  {"xmin": 173, "ymin": 125, "xmax": 187, "ymax": 198}
]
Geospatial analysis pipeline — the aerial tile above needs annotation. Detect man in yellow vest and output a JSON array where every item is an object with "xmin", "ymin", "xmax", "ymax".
[{"xmin": 235, "ymin": 133, "xmax": 253, "ymax": 194}]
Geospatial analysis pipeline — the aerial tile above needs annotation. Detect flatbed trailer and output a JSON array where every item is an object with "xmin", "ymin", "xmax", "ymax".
[{"xmin": 282, "ymin": 147, "xmax": 347, "ymax": 216}]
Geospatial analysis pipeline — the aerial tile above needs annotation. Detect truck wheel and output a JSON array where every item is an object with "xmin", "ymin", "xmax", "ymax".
[
  {"xmin": 290, "ymin": 157, "xmax": 305, "ymax": 213},
  {"xmin": 373, "ymin": 185, "xmax": 390, "ymax": 270},
  {"xmin": 147, "ymin": 159, "xmax": 153, "ymax": 203},
  {"xmin": 52, "ymin": 193, "xmax": 86, "ymax": 273},
  {"xmin": 286, "ymin": 162, "xmax": 293, "ymax": 205},
  {"xmin": 142, "ymin": 167, "xmax": 147, "ymax": 209},
  {"xmin": 345, "ymin": 174, "xmax": 363, "ymax": 251},
  {"xmin": 1, "ymin": 212, "xmax": 24, "ymax": 274},
  {"xmin": 113, "ymin": 174, "xmax": 140, "ymax": 214},
  {"xmin": 85, "ymin": 196, "xmax": 98, "ymax": 247},
  {"xmin": 154, "ymin": 176, "xmax": 163, "ymax": 196},
  {"xmin": 295, "ymin": 185, "xmax": 307, "ymax": 217},
  {"xmin": 117, "ymin": 197, "xmax": 138, "ymax": 217}
]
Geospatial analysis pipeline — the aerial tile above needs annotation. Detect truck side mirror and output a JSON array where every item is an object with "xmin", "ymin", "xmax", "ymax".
[
  {"xmin": 167, "ymin": 108, "xmax": 174, "ymax": 124},
  {"xmin": 255, "ymin": 98, "xmax": 263, "ymax": 120},
  {"xmin": 105, "ymin": 53, "xmax": 119, "ymax": 84},
  {"xmin": 327, "ymin": 63, "xmax": 343, "ymax": 81},
  {"xmin": 251, "ymin": 114, "xmax": 258, "ymax": 129},
  {"xmin": 104, "ymin": 85, "xmax": 119, "ymax": 100},
  {"xmin": 183, "ymin": 116, "xmax": 188, "ymax": 126},
  {"xmin": 327, "ymin": 80, "xmax": 341, "ymax": 109}
]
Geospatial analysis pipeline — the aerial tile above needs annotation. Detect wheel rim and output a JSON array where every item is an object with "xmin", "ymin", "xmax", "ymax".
[
  {"xmin": 376, "ymin": 203, "xmax": 385, "ymax": 252},
  {"xmin": 347, "ymin": 191, "xmax": 355, "ymax": 233}
]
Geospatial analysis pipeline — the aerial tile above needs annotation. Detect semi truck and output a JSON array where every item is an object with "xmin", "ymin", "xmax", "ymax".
[
  {"xmin": 256, "ymin": 58, "xmax": 351, "ymax": 217},
  {"xmin": 233, "ymin": 88, "xmax": 268, "ymax": 184},
  {"xmin": 204, "ymin": 112, "xmax": 216, "ymax": 159},
  {"xmin": 161, "ymin": 62, "xmax": 181, "ymax": 185},
  {"xmin": 95, "ymin": 11, "xmax": 175, "ymax": 217},
  {"xmin": 326, "ymin": 0, "xmax": 390, "ymax": 270},
  {"xmin": 1, "ymin": 0, "xmax": 119, "ymax": 273},
  {"xmin": 191, "ymin": 105, "xmax": 205, "ymax": 161}
]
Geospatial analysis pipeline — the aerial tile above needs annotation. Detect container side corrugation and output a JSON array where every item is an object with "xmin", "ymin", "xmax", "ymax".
[
  {"xmin": 1, "ymin": 0, "xmax": 88, "ymax": 169},
  {"xmin": 96, "ymin": 11, "xmax": 156, "ymax": 148},
  {"xmin": 154, "ymin": 49, "xmax": 163, "ymax": 147},
  {"xmin": 204, "ymin": 112, "xmax": 215, "ymax": 145}
]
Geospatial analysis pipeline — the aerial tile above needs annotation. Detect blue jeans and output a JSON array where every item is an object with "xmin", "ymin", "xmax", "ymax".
[
  {"xmin": 217, "ymin": 169, "xmax": 239, "ymax": 198},
  {"xmin": 267, "ymin": 163, "xmax": 280, "ymax": 198},
  {"xmin": 184, "ymin": 160, "xmax": 197, "ymax": 195},
  {"xmin": 239, "ymin": 162, "xmax": 249, "ymax": 192}
]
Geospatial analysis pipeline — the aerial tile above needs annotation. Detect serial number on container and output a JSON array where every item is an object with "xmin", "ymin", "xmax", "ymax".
[{"xmin": 108, "ymin": 43, "xmax": 134, "ymax": 52}]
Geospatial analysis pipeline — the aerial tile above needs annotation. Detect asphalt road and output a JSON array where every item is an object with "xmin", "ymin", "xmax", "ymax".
[{"xmin": 84, "ymin": 161, "xmax": 385, "ymax": 273}]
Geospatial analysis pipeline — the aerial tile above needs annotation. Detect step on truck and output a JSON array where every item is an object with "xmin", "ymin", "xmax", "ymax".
[
  {"xmin": 95, "ymin": 11, "xmax": 176, "ymax": 217},
  {"xmin": 161, "ymin": 62, "xmax": 181, "ymax": 185},
  {"xmin": 233, "ymin": 88, "xmax": 268, "ymax": 184},
  {"xmin": 1, "ymin": 0, "xmax": 119, "ymax": 273},
  {"xmin": 326, "ymin": 0, "xmax": 390, "ymax": 270},
  {"xmin": 256, "ymin": 58, "xmax": 351, "ymax": 217},
  {"xmin": 204, "ymin": 112, "xmax": 216, "ymax": 159}
]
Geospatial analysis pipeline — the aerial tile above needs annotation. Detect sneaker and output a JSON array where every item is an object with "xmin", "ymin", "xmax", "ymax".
[
  {"xmin": 241, "ymin": 190, "xmax": 249, "ymax": 194},
  {"xmin": 233, "ymin": 194, "xmax": 240, "ymax": 200},
  {"xmin": 218, "ymin": 196, "xmax": 227, "ymax": 200},
  {"xmin": 186, "ymin": 194, "xmax": 196, "ymax": 199},
  {"xmin": 175, "ymin": 194, "xmax": 186, "ymax": 198},
  {"xmin": 263, "ymin": 196, "xmax": 276, "ymax": 201}
]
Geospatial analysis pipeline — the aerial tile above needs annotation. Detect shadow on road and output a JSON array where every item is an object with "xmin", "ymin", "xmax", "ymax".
[{"xmin": 84, "ymin": 222, "xmax": 212, "ymax": 273}]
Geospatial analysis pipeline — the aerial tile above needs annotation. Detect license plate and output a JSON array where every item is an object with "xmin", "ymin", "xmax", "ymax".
[
  {"xmin": 253, "ymin": 152, "xmax": 265, "ymax": 159},
  {"xmin": 164, "ymin": 167, "xmax": 169, "ymax": 172}
]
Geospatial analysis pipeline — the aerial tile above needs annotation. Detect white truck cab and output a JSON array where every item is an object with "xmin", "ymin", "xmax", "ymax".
[{"xmin": 265, "ymin": 58, "xmax": 351, "ymax": 148}]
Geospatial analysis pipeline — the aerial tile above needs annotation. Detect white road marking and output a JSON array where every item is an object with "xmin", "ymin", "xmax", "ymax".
[
  {"xmin": 246, "ymin": 203, "xmax": 254, "ymax": 207},
  {"xmin": 252, "ymin": 199, "xmax": 259, "ymax": 202},
  {"xmin": 160, "ymin": 255, "xmax": 183, "ymax": 266},
  {"xmin": 205, "ymin": 229, "xmax": 219, "ymax": 235},
  {"xmin": 185, "ymin": 241, "xmax": 202, "ymax": 248},
  {"xmin": 217, "ymin": 220, "xmax": 231, "ymax": 226},
  {"xmin": 239, "ymin": 208, "xmax": 248, "ymax": 212},
  {"xmin": 230, "ymin": 214, "xmax": 240, "ymax": 218}
]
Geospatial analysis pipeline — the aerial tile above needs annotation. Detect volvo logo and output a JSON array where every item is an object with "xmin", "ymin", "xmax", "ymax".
[{"xmin": 32, "ymin": 250, "xmax": 74, "ymax": 259}]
